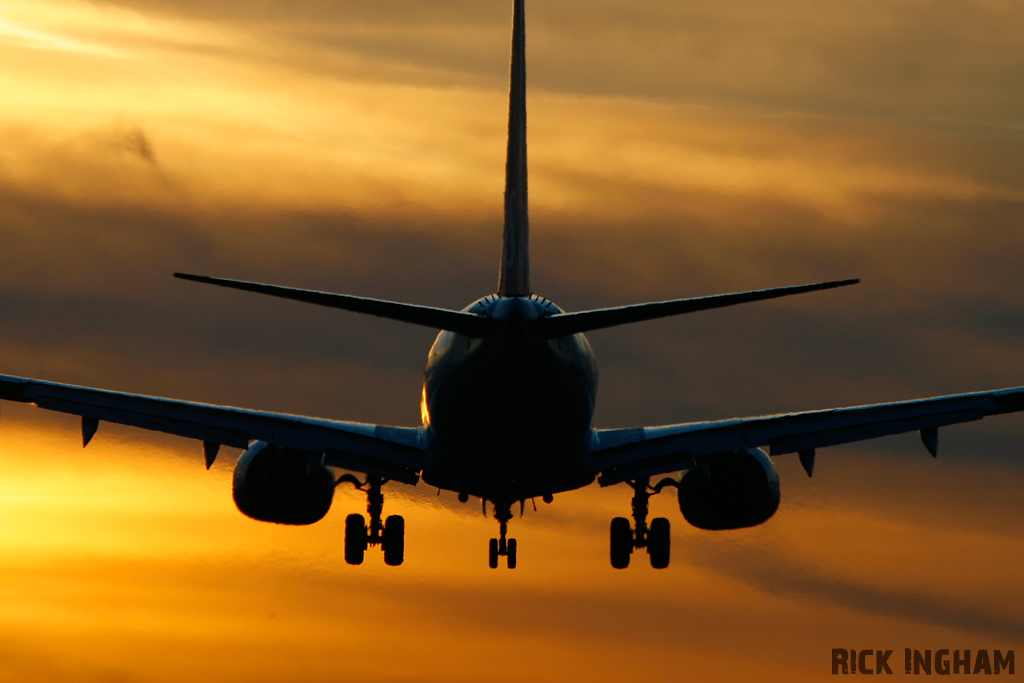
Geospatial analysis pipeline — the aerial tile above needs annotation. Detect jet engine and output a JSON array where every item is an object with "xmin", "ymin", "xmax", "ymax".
[
  {"xmin": 677, "ymin": 447, "xmax": 780, "ymax": 530},
  {"xmin": 232, "ymin": 441, "xmax": 335, "ymax": 525}
]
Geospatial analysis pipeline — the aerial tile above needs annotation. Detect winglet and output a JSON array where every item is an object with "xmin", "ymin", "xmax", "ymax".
[{"xmin": 498, "ymin": 0, "xmax": 530, "ymax": 297}]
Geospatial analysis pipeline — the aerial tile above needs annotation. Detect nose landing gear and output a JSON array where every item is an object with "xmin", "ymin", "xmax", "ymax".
[
  {"xmin": 487, "ymin": 499, "xmax": 517, "ymax": 569},
  {"xmin": 338, "ymin": 474, "xmax": 405, "ymax": 566},
  {"xmin": 610, "ymin": 477, "xmax": 677, "ymax": 569}
]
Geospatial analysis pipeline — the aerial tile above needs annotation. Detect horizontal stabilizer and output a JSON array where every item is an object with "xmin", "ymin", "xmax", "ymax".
[
  {"xmin": 174, "ymin": 273, "xmax": 492, "ymax": 336},
  {"xmin": 536, "ymin": 279, "xmax": 858, "ymax": 338}
]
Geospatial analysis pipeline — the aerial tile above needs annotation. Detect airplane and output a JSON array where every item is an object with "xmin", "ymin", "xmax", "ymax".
[{"xmin": 2, "ymin": 0, "xmax": 1023, "ymax": 570}]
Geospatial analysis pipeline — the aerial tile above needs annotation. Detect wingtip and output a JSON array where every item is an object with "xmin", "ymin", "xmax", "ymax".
[{"xmin": 174, "ymin": 273, "xmax": 220, "ymax": 285}]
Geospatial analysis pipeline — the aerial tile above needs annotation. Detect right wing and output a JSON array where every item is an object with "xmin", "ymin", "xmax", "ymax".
[
  {"xmin": 593, "ymin": 386, "xmax": 1024, "ymax": 485},
  {"xmin": 0, "ymin": 374, "xmax": 426, "ymax": 484}
]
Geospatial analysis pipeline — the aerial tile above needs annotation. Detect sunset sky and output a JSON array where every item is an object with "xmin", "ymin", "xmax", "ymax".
[{"xmin": 0, "ymin": 0, "xmax": 1022, "ymax": 680}]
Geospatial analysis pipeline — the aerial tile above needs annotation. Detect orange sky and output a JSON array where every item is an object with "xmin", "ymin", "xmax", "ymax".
[
  {"xmin": 0, "ymin": 0, "xmax": 1022, "ymax": 680},
  {"xmin": 2, "ymin": 415, "xmax": 1020, "ymax": 682}
]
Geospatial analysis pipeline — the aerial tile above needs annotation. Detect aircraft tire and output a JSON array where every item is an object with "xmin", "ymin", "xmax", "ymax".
[
  {"xmin": 488, "ymin": 538, "xmax": 499, "ymax": 568},
  {"xmin": 382, "ymin": 515, "xmax": 405, "ymax": 566},
  {"xmin": 345, "ymin": 513, "xmax": 367, "ymax": 565},
  {"xmin": 507, "ymin": 538, "xmax": 517, "ymax": 569},
  {"xmin": 648, "ymin": 517, "xmax": 670, "ymax": 569},
  {"xmin": 610, "ymin": 517, "xmax": 632, "ymax": 569}
]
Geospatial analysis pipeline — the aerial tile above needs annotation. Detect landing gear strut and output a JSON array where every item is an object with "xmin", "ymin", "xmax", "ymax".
[
  {"xmin": 337, "ymin": 474, "xmax": 405, "ymax": 566},
  {"xmin": 487, "ymin": 499, "xmax": 517, "ymax": 569},
  {"xmin": 610, "ymin": 477, "xmax": 676, "ymax": 569}
]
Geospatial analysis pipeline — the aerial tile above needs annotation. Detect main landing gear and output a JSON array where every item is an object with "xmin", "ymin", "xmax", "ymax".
[
  {"xmin": 337, "ymin": 474, "xmax": 405, "ymax": 566},
  {"xmin": 610, "ymin": 477, "xmax": 677, "ymax": 569},
  {"xmin": 487, "ymin": 499, "xmax": 517, "ymax": 569}
]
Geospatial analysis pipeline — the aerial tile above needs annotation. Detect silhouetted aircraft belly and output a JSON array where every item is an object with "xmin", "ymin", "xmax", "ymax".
[{"xmin": 422, "ymin": 296, "xmax": 598, "ymax": 499}]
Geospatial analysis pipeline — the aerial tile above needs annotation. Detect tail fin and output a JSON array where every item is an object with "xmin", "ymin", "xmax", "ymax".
[{"xmin": 498, "ymin": 0, "xmax": 530, "ymax": 297}]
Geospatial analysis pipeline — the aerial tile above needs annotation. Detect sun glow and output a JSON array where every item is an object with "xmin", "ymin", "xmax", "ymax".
[
  {"xmin": 420, "ymin": 384, "xmax": 431, "ymax": 427},
  {"xmin": 0, "ymin": 418, "xmax": 1019, "ymax": 682}
]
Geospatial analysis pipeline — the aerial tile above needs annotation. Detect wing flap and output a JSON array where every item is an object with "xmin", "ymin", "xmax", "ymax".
[
  {"xmin": 36, "ymin": 395, "xmax": 252, "ymax": 448},
  {"xmin": 767, "ymin": 408, "xmax": 986, "ymax": 455}
]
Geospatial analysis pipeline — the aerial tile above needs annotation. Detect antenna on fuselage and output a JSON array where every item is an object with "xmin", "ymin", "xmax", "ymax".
[{"xmin": 498, "ymin": 0, "xmax": 530, "ymax": 298}]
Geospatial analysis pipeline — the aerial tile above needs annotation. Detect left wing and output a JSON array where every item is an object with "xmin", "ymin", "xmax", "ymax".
[
  {"xmin": 593, "ymin": 386, "xmax": 1024, "ymax": 485},
  {"xmin": 0, "ymin": 374, "xmax": 425, "ymax": 484}
]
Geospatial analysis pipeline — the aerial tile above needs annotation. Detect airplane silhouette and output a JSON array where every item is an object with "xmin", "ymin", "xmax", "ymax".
[{"xmin": 2, "ymin": 0, "xmax": 1022, "ymax": 569}]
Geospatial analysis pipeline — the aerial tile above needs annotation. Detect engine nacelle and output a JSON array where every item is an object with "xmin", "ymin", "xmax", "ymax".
[
  {"xmin": 232, "ymin": 441, "xmax": 335, "ymax": 525},
  {"xmin": 678, "ymin": 447, "xmax": 780, "ymax": 530}
]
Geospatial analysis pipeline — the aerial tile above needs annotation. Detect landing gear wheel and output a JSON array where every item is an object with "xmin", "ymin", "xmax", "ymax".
[
  {"xmin": 344, "ymin": 513, "xmax": 368, "ymax": 565},
  {"xmin": 507, "ymin": 538, "xmax": 517, "ymax": 569},
  {"xmin": 382, "ymin": 515, "xmax": 405, "ymax": 566},
  {"xmin": 610, "ymin": 516, "xmax": 632, "ymax": 569},
  {"xmin": 488, "ymin": 538, "xmax": 499, "ymax": 569},
  {"xmin": 337, "ymin": 476, "xmax": 405, "ymax": 566},
  {"xmin": 647, "ymin": 517, "xmax": 670, "ymax": 569}
]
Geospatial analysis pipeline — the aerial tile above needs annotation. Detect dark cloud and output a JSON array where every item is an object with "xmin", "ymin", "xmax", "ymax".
[
  {"xmin": 1, "ymin": 163, "xmax": 1023, "ymax": 434},
  {"xmin": 106, "ymin": 123, "xmax": 157, "ymax": 165}
]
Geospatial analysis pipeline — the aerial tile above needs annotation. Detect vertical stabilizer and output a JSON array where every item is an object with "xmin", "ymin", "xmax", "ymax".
[{"xmin": 498, "ymin": 0, "xmax": 530, "ymax": 297}]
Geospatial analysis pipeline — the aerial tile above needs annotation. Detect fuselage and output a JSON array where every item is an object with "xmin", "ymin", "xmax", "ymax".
[{"xmin": 420, "ymin": 295, "xmax": 598, "ymax": 500}]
